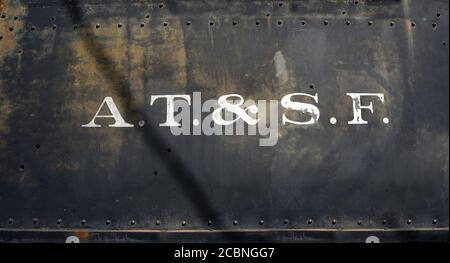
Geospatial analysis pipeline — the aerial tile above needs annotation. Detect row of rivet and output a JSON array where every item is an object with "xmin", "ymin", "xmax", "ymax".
[
  {"xmin": 1, "ymin": 20, "xmax": 446, "ymax": 47},
  {"xmin": 0, "ymin": 19, "xmax": 443, "ymax": 32},
  {"xmin": 4, "ymin": 218, "xmax": 440, "ymax": 226}
]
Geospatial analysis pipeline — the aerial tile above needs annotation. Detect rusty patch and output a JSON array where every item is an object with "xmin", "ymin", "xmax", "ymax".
[{"xmin": 75, "ymin": 231, "xmax": 89, "ymax": 238}]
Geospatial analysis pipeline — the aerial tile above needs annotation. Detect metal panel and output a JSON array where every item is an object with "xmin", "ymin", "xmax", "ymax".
[{"xmin": 0, "ymin": 0, "xmax": 448, "ymax": 242}]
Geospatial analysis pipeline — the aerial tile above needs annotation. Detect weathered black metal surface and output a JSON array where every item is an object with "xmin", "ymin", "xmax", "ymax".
[{"xmin": 0, "ymin": 0, "xmax": 448, "ymax": 242}]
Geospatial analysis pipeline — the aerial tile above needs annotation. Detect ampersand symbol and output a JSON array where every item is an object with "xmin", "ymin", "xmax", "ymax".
[{"xmin": 212, "ymin": 94, "xmax": 259, "ymax": 125}]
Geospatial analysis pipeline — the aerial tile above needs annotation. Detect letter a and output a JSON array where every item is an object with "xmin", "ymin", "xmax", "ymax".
[{"xmin": 81, "ymin": 97, "xmax": 134, "ymax": 127}]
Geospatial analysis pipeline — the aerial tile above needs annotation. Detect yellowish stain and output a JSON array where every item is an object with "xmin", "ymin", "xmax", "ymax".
[
  {"xmin": 46, "ymin": 16, "xmax": 188, "ymax": 173},
  {"xmin": 0, "ymin": 1, "xmax": 27, "ymax": 151}
]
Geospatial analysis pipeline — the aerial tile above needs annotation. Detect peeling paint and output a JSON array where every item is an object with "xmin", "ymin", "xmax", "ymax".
[{"xmin": 273, "ymin": 50, "xmax": 289, "ymax": 87}]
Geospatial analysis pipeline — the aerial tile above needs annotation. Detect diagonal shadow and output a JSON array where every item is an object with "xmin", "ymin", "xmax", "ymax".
[{"xmin": 62, "ymin": 0, "xmax": 231, "ymax": 235}]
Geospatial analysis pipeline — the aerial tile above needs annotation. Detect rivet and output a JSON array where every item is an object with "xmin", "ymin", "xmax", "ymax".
[
  {"xmin": 407, "ymin": 219, "xmax": 412, "ymax": 224},
  {"xmin": 284, "ymin": 218, "xmax": 289, "ymax": 224},
  {"xmin": 156, "ymin": 220, "xmax": 161, "ymax": 225},
  {"xmin": 259, "ymin": 220, "xmax": 264, "ymax": 225},
  {"xmin": 181, "ymin": 220, "xmax": 186, "ymax": 226},
  {"xmin": 105, "ymin": 219, "xmax": 111, "ymax": 225},
  {"xmin": 233, "ymin": 220, "xmax": 238, "ymax": 226},
  {"xmin": 307, "ymin": 219, "xmax": 313, "ymax": 224},
  {"xmin": 208, "ymin": 220, "xmax": 213, "ymax": 226},
  {"xmin": 130, "ymin": 219, "xmax": 136, "ymax": 226},
  {"xmin": 81, "ymin": 219, "xmax": 86, "ymax": 225},
  {"xmin": 57, "ymin": 218, "xmax": 62, "ymax": 225}
]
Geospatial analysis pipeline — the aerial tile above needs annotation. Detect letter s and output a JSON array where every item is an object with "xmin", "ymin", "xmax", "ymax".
[{"xmin": 281, "ymin": 93, "xmax": 320, "ymax": 125}]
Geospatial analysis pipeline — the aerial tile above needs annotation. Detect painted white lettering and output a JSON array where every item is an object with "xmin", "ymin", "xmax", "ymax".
[
  {"xmin": 150, "ymin": 95, "xmax": 191, "ymax": 127},
  {"xmin": 346, "ymin": 93, "xmax": 384, "ymax": 124},
  {"xmin": 81, "ymin": 97, "xmax": 133, "ymax": 128},
  {"xmin": 281, "ymin": 93, "xmax": 320, "ymax": 125}
]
